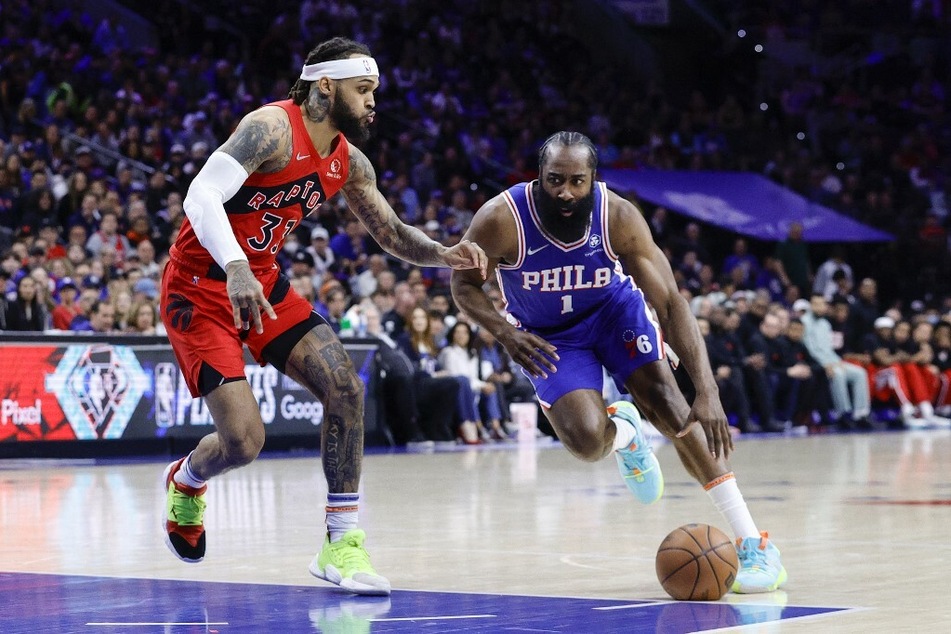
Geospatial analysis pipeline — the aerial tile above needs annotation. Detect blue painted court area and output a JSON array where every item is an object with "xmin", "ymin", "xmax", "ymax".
[{"xmin": 0, "ymin": 572, "xmax": 846, "ymax": 633}]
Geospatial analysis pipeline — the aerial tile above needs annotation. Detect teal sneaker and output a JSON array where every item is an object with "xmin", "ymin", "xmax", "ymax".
[
  {"xmin": 309, "ymin": 529, "xmax": 391, "ymax": 596},
  {"xmin": 609, "ymin": 401, "xmax": 664, "ymax": 505},
  {"xmin": 732, "ymin": 532, "xmax": 788, "ymax": 593}
]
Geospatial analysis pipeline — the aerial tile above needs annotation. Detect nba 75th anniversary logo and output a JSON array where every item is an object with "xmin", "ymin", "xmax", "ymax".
[{"xmin": 45, "ymin": 344, "xmax": 149, "ymax": 440}]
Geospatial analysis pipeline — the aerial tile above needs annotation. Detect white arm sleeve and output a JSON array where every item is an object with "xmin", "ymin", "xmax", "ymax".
[{"xmin": 182, "ymin": 151, "xmax": 250, "ymax": 269}]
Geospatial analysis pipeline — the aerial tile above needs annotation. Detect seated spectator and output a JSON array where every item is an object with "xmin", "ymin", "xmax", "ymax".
[
  {"xmin": 438, "ymin": 321, "xmax": 508, "ymax": 441},
  {"xmin": 864, "ymin": 317, "xmax": 946, "ymax": 427},
  {"xmin": 71, "ymin": 298, "xmax": 115, "ymax": 333},
  {"xmin": 748, "ymin": 311, "xmax": 811, "ymax": 429},
  {"xmin": 126, "ymin": 299, "xmax": 159, "ymax": 335},
  {"xmin": 398, "ymin": 306, "xmax": 480, "ymax": 444},
  {"xmin": 800, "ymin": 294, "xmax": 872, "ymax": 429},
  {"xmin": 364, "ymin": 305, "xmax": 456, "ymax": 447},
  {"xmin": 51, "ymin": 277, "xmax": 81, "ymax": 330},
  {"xmin": 86, "ymin": 210, "xmax": 131, "ymax": 259},
  {"xmin": 305, "ymin": 224, "xmax": 335, "ymax": 289},
  {"xmin": 351, "ymin": 253, "xmax": 388, "ymax": 300},
  {"xmin": 382, "ymin": 281, "xmax": 416, "ymax": 338},
  {"xmin": 704, "ymin": 306, "xmax": 755, "ymax": 432},
  {"xmin": 784, "ymin": 318, "xmax": 835, "ymax": 427},
  {"xmin": 2, "ymin": 275, "xmax": 47, "ymax": 331},
  {"xmin": 323, "ymin": 287, "xmax": 349, "ymax": 334},
  {"xmin": 111, "ymin": 289, "xmax": 133, "ymax": 331},
  {"xmin": 931, "ymin": 322, "xmax": 951, "ymax": 416}
]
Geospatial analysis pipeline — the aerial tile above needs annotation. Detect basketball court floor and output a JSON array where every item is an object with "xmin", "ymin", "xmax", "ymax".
[{"xmin": 2, "ymin": 426, "xmax": 949, "ymax": 632}]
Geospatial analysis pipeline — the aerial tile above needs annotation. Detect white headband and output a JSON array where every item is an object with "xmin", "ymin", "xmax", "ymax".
[{"xmin": 300, "ymin": 57, "xmax": 379, "ymax": 81}]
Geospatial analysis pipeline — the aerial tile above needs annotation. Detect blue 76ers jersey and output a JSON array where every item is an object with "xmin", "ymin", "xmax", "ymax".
[{"xmin": 496, "ymin": 181, "xmax": 635, "ymax": 330}]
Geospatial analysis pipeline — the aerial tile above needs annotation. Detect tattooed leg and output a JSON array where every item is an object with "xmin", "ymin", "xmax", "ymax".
[{"xmin": 284, "ymin": 324, "xmax": 365, "ymax": 493}]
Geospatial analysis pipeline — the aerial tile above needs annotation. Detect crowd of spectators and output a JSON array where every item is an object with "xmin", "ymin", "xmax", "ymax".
[{"xmin": 0, "ymin": 0, "xmax": 949, "ymax": 439}]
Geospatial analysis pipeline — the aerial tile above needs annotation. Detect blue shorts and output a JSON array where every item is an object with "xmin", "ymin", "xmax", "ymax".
[{"xmin": 522, "ymin": 287, "xmax": 664, "ymax": 407}]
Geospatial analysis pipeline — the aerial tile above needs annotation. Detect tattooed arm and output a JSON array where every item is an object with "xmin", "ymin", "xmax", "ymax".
[
  {"xmin": 218, "ymin": 106, "xmax": 292, "ymax": 174},
  {"xmin": 183, "ymin": 106, "xmax": 290, "ymax": 333},
  {"xmin": 341, "ymin": 142, "xmax": 487, "ymax": 275}
]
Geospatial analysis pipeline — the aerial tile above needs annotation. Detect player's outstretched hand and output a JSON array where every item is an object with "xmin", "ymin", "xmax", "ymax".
[
  {"xmin": 226, "ymin": 261, "xmax": 277, "ymax": 334},
  {"xmin": 441, "ymin": 239, "xmax": 488, "ymax": 279},
  {"xmin": 680, "ymin": 392, "xmax": 733, "ymax": 459},
  {"xmin": 498, "ymin": 329, "xmax": 559, "ymax": 379}
]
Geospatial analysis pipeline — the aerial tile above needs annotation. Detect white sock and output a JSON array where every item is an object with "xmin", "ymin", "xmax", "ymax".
[
  {"xmin": 611, "ymin": 416, "xmax": 637, "ymax": 451},
  {"xmin": 173, "ymin": 453, "xmax": 206, "ymax": 489},
  {"xmin": 326, "ymin": 492, "xmax": 360, "ymax": 542},
  {"xmin": 705, "ymin": 473, "xmax": 759, "ymax": 539}
]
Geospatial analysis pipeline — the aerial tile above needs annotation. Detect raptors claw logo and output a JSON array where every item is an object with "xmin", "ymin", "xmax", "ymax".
[{"xmin": 166, "ymin": 293, "xmax": 195, "ymax": 332}]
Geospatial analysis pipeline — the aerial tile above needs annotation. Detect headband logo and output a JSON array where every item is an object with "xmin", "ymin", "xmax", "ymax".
[{"xmin": 363, "ymin": 59, "xmax": 372, "ymax": 73}]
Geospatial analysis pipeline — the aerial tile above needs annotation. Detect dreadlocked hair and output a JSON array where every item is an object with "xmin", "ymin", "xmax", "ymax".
[
  {"xmin": 288, "ymin": 37, "xmax": 372, "ymax": 105},
  {"xmin": 537, "ymin": 131, "xmax": 598, "ymax": 173}
]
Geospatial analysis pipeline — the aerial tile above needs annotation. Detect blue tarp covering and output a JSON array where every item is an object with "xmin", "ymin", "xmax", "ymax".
[{"xmin": 599, "ymin": 169, "xmax": 894, "ymax": 242}]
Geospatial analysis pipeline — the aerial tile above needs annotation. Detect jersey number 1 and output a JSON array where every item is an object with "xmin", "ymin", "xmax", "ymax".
[{"xmin": 561, "ymin": 294, "xmax": 573, "ymax": 314}]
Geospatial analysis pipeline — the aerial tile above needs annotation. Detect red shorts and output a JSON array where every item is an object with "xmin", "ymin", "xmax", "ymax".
[{"xmin": 161, "ymin": 255, "xmax": 316, "ymax": 397}]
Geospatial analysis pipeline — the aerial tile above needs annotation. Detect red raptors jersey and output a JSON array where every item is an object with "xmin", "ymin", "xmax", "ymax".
[{"xmin": 171, "ymin": 99, "xmax": 350, "ymax": 272}]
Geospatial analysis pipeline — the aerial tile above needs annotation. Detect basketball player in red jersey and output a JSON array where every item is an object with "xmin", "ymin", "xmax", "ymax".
[{"xmin": 160, "ymin": 37, "xmax": 486, "ymax": 596}]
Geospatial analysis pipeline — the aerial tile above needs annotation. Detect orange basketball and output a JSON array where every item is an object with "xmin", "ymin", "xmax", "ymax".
[{"xmin": 655, "ymin": 523, "xmax": 738, "ymax": 601}]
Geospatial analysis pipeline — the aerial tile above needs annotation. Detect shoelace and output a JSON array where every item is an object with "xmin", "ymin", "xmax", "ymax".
[
  {"xmin": 739, "ymin": 543, "xmax": 768, "ymax": 571},
  {"xmin": 170, "ymin": 488, "xmax": 206, "ymax": 526},
  {"xmin": 334, "ymin": 536, "xmax": 374, "ymax": 572}
]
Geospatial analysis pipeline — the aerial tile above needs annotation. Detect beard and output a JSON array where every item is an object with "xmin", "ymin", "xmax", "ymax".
[
  {"xmin": 330, "ymin": 97, "xmax": 371, "ymax": 144},
  {"xmin": 533, "ymin": 185, "xmax": 595, "ymax": 242}
]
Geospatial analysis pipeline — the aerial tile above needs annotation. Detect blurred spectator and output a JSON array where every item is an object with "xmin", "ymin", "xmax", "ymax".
[
  {"xmin": 50, "ymin": 277, "xmax": 81, "ymax": 330},
  {"xmin": 86, "ymin": 210, "xmax": 131, "ymax": 258},
  {"xmin": 812, "ymin": 246, "xmax": 853, "ymax": 300},
  {"xmin": 2, "ymin": 275, "xmax": 48, "ymax": 331},
  {"xmin": 382, "ymin": 281, "xmax": 416, "ymax": 337},
  {"xmin": 305, "ymin": 224, "xmax": 335, "ymax": 289},
  {"xmin": 71, "ymin": 299, "xmax": 115, "ymax": 334},
  {"xmin": 722, "ymin": 238, "xmax": 759, "ymax": 289},
  {"xmin": 126, "ymin": 299, "xmax": 160, "ymax": 335},
  {"xmin": 775, "ymin": 222, "xmax": 811, "ymax": 297},
  {"xmin": 351, "ymin": 253, "xmax": 388, "ymax": 300}
]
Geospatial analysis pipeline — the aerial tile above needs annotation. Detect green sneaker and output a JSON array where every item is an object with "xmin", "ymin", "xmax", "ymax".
[
  {"xmin": 609, "ymin": 400, "xmax": 664, "ymax": 505},
  {"xmin": 309, "ymin": 529, "xmax": 391, "ymax": 596},
  {"xmin": 162, "ymin": 458, "xmax": 207, "ymax": 563}
]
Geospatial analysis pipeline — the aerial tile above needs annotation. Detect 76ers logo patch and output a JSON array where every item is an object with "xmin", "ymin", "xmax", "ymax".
[
  {"xmin": 623, "ymin": 329, "xmax": 654, "ymax": 358},
  {"xmin": 589, "ymin": 234, "xmax": 602, "ymax": 249}
]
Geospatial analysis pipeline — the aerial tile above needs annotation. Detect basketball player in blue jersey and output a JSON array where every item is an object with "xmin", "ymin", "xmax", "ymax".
[{"xmin": 451, "ymin": 131, "xmax": 786, "ymax": 594}]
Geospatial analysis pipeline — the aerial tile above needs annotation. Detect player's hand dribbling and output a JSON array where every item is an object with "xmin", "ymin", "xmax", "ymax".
[
  {"xmin": 680, "ymin": 391, "xmax": 733, "ymax": 459},
  {"xmin": 440, "ymin": 240, "xmax": 488, "ymax": 279},
  {"xmin": 226, "ymin": 261, "xmax": 277, "ymax": 334},
  {"xmin": 497, "ymin": 329, "xmax": 559, "ymax": 379}
]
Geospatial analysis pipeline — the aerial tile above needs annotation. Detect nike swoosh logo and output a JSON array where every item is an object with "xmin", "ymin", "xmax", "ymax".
[
  {"xmin": 296, "ymin": 152, "xmax": 310, "ymax": 160},
  {"xmin": 527, "ymin": 245, "xmax": 548, "ymax": 256}
]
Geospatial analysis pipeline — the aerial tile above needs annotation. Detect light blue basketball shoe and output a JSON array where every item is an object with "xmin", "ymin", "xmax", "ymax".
[
  {"xmin": 609, "ymin": 401, "xmax": 664, "ymax": 505},
  {"xmin": 733, "ymin": 532, "xmax": 788, "ymax": 593}
]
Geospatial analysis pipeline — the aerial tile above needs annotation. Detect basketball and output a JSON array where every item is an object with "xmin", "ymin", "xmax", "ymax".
[{"xmin": 655, "ymin": 523, "xmax": 738, "ymax": 601}]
